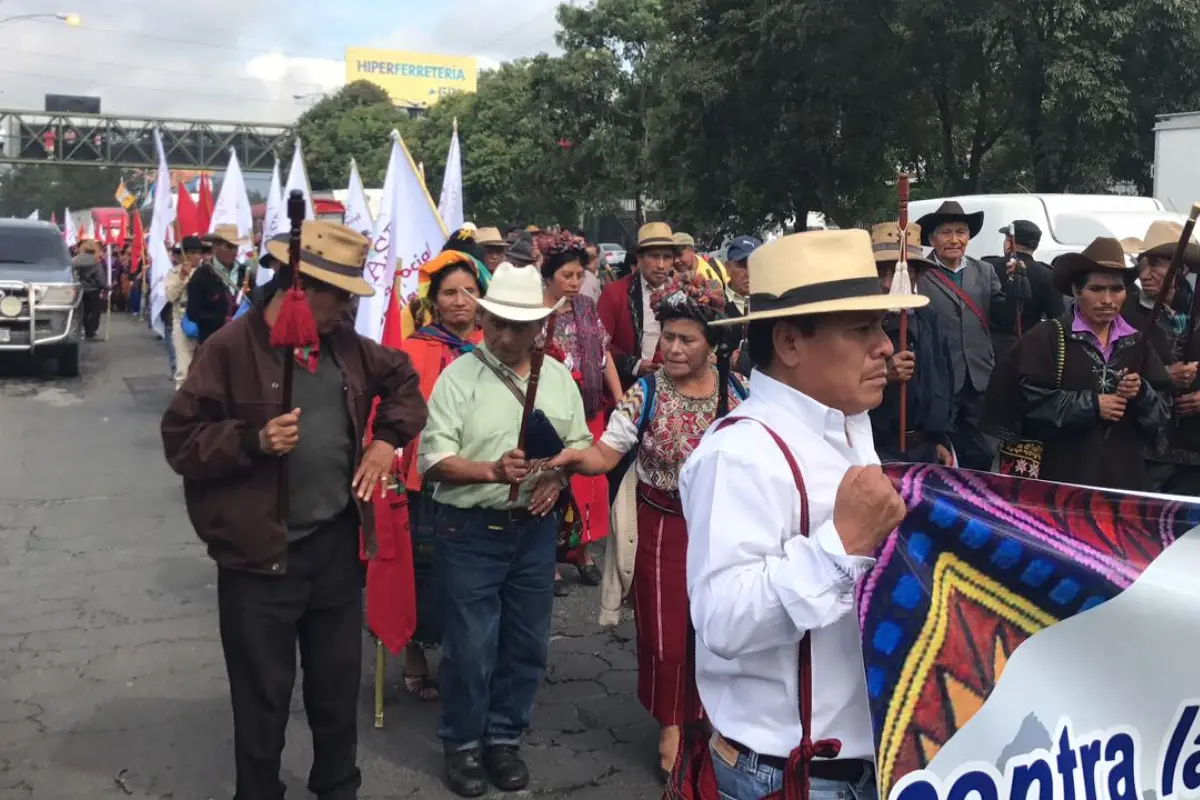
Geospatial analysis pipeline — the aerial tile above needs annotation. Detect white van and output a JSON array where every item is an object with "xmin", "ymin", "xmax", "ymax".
[{"xmin": 907, "ymin": 193, "xmax": 1186, "ymax": 264}]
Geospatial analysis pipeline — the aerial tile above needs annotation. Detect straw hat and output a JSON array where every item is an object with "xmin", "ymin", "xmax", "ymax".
[
  {"xmin": 710, "ymin": 229, "xmax": 928, "ymax": 327},
  {"xmin": 473, "ymin": 262, "xmax": 563, "ymax": 322},
  {"xmin": 476, "ymin": 226, "xmax": 505, "ymax": 247},
  {"xmin": 1128, "ymin": 220, "xmax": 1200, "ymax": 266},
  {"xmin": 915, "ymin": 201, "xmax": 985, "ymax": 245},
  {"xmin": 636, "ymin": 222, "xmax": 674, "ymax": 251},
  {"xmin": 1051, "ymin": 237, "xmax": 1138, "ymax": 296},
  {"xmin": 265, "ymin": 221, "xmax": 375, "ymax": 297},
  {"xmin": 672, "ymin": 232, "xmax": 696, "ymax": 249},
  {"xmin": 204, "ymin": 223, "xmax": 250, "ymax": 248},
  {"xmin": 870, "ymin": 222, "xmax": 936, "ymax": 269}
]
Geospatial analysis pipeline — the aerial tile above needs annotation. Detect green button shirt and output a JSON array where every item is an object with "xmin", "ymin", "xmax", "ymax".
[{"xmin": 418, "ymin": 342, "xmax": 592, "ymax": 510}]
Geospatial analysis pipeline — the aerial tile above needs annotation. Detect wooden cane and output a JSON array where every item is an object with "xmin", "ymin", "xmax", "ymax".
[
  {"xmin": 275, "ymin": 191, "xmax": 310, "ymax": 523},
  {"xmin": 897, "ymin": 174, "xmax": 910, "ymax": 453},
  {"xmin": 509, "ymin": 346, "xmax": 546, "ymax": 502}
]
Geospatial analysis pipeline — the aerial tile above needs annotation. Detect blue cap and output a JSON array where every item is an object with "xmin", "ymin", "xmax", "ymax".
[{"xmin": 726, "ymin": 236, "xmax": 762, "ymax": 263}]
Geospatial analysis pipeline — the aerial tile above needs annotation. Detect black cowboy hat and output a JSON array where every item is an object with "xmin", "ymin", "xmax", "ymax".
[
  {"xmin": 1051, "ymin": 237, "xmax": 1138, "ymax": 296},
  {"xmin": 915, "ymin": 201, "xmax": 985, "ymax": 245}
]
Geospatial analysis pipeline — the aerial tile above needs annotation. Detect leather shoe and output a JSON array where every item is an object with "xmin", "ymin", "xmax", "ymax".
[
  {"xmin": 483, "ymin": 745, "xmax": 530, "ymax": 791},
  {"xmin": 444, "ymin": 748, "xmax": 487, "ymax": 798}
]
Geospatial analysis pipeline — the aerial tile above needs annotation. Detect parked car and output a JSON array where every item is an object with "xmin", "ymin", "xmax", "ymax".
[
  {"xmin": 597, "ymin": 243, "xmax": 626, "ymax": 268},
  {"xmin": 0, "ymin": 219, "xmax": 83, "ymax": 377}
]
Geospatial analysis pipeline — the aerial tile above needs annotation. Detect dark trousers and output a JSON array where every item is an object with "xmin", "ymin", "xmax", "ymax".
[
  {"xmin": 434, "ymin": 502, "xmax": 559, "ymax": 751},
  {"xmin": 950, "ymin": 385, "xmax": 994, "ymax": 471},
  {"xmin": 217, "ymin": 514, "xmax": 365, "ymax": 800},
  {"xmin": 1147, "ymin": 462, "xmax": 1200, "ymax": 496},
  {"xmin": 81, "ymin": 291, "xmax": 103, "ymax": 338}
]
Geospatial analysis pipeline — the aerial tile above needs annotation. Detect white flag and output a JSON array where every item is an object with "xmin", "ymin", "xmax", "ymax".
[
  {"xmin": 148, "ymin": 129, "xmax": 176, "ymax": 339},
  {"xmin": 256, "ymin": 159, "xmax": 283, "ymax": 286},
  {"xmin": 343, "ymin": 158, "xmax": 373, "ymax": 239},
  {"xmin": 63, "ymin": 207, "xmax": 77, "ymax": 248},
  {"xmin": 209, "ymin": 148, "xmax": 254, "ymax": 263},
  {"xmin": 273, "ymin": 139, "xmax": 314, "ymax": 241},
  {"xmin": 26, "ymin": 210, "xmax": 39, "ymax": 221},
  {"xmin": 355, "ymin": 131, "xmax": 448, "ymax": 343},
  {"xmin": 438, "ymin": 118, "xmax": 464, "ymax": 232}
]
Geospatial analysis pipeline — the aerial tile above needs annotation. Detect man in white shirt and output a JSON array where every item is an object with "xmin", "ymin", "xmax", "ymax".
[{"xmin": 681, "ymin": 229, "xmax": 915, "ymax": 800}]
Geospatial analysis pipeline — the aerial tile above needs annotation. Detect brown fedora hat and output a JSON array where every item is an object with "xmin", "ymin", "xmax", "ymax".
[
  {"xmin": 1051, "ymin": 237, "xmax": 1137, "ymax": 296},
  {"xmin": 636, "ymin": 222, "xmax": 674, "ymax": 251},
  {"xmin": 915, "ymin": 201, "xmax": 985, "ymax": 245},
  {"xmin": 265, "ymin": 220, "xmax": 375, "ymax": 297}
]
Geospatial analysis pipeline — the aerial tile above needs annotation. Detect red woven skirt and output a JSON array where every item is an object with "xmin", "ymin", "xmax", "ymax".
[{"xmin": 631, "ymin": 483, "xmax": 700, "ymax": 727}]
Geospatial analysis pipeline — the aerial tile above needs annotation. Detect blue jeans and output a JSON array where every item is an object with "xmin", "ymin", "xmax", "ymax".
[
  {"xmin": 435, "ymin": 503, "xmax": 559, "ymax": 751},
  {"xmin": 710, "ymin": 735, "xmax": 878, "ymax": 800}
]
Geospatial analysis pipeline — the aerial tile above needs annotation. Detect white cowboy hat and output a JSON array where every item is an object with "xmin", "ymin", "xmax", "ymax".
[
  {"xmin": 472, "ymin": 262, "xmax": 563, "ymax": 322},
  {"xmin": 710, "ymin": 228, "xmax": 928, "ymax": 327},
  {"xmin": 204, "ymin": 223, "xmax": 251, "ymax": 248}
]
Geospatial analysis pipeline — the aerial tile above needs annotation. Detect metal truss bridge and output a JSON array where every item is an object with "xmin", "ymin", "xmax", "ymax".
[{"xmin": 0, "ymin": 108, "xmax": 293, "ymax": 171}]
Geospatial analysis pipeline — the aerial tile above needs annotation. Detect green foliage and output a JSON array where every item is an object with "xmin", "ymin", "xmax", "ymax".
[{"xmin": 0, "ymin": 164, "xmax": 127, "ymax": 220}]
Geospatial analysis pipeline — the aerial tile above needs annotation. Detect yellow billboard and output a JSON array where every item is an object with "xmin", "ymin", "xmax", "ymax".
[{"xmin": 345, "ymin": 48, "xmax": 478, "ymax": 106}]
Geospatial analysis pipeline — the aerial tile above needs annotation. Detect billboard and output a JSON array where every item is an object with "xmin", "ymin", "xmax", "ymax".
[{"xmin": 345, "ymin": 48, "xmax": 477, "ymax": 107}]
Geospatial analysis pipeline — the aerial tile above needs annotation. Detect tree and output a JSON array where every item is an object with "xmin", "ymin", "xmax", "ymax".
[
  {"xmin": 0, "ymin": 164, "xmax": 127, "ymax": 220},
  {"xmin": 287, "ymin": 81, "xmax": 413, "ymax": 190}
]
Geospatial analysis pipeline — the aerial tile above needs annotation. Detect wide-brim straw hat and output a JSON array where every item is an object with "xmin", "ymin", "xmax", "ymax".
[
  {"xmin": 204, "ymin": 223, "xmax": 250, "ymax": 248},
  {"xmin": 476, "ymin": 226, "xmax": 505, "ymax": 247},
  {"xmin": 915, "ymin": 201, "xmax": 985, "ymax": 245},
  {"xmin": 472, "ymin": 262, "xmax": 563, "ymax": 322},
  {"xmin": 1051, "ymin": 237, "xmax": 1138, "ymax": 296},
  {"xmin": 636, "ymin": 222, "xmax": 674, "ymax": 251},
  {"xmin": 1126, "ymin": 219, "xmax": 1200, "ymax": 266},
  {"xmin": 870, "ymin": 222, "xmax": 937, "ymax": 270},
  {"xmin": 265, "ymin": 221, "xmax": 375, "ymax": 297},
  {"xmin": 709, "ymin": 229, "xmax": 928, "ymax": 327}
]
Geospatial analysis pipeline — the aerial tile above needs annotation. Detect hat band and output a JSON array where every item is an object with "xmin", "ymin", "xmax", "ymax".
[
  {"xmin": 481, "ymin": 296, "xmax": 546, "ymax": 310},
  {"xmin": 872, "ymin": 242, "xmax": 924, "ymax": 257},
  {"xmin": 750, "ymin": 277, "xmax": 883, "ymax": 313},
  {"xmin": 299, "ymin": 245, "xmax": 365, "ymax": 279},
  {"xmin": 638, "ymin": 237, "xmax": 674, "ymax": 249}
]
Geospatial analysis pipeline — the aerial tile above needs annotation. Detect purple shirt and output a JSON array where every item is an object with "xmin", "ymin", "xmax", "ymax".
[{"xmin": 1071, "ymin": 307, "xmax": 1137, "ymax": 362}]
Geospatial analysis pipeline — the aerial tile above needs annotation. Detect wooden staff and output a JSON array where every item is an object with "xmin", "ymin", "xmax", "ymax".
[
  {"xmin": 1181, "ymin": 209, "xmax": 1200, "ymax": 360},
  {"xmin": 1134, "ymin": 202, "xmax": 1200, "ymax": 372},
  {"xmin": 897, "ymin": 173, "xmax": 910, "ymax": 453},
  {"xmin": 510, "ymin": 345, "xmax": 546, "ymax": 502},
  {"xmin": 273, "ymin": 190, "xmax": 316, "ymax": 522}
]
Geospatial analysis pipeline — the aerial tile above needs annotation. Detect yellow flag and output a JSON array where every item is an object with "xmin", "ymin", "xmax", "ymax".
[{"xmin": 114, "ymin": 180, "xmax": 135, "ymax": 209}]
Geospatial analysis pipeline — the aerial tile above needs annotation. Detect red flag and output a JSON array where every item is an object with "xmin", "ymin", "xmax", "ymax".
[
  {"xmin": 197, "ymin": 174, "xmax": 215, "ymax": 233},
  {"xmin": 93, "ymin": 218, "xmax": 103, "ymax": 245},
  {"xmin": 117, "ymin": 211, "xmax": 128, "ymax": 248},
  {"xmin": 51, "ymin": 212, "xmax": 58, "ymax": 227},
  {"xmin": 176, "ymin": 182, "xmax": 202, "ymax": 238},
  {"xmin": 362, "ymin": 279, "xmax": 417, "ymax": 654},
  {"xmin": 131, "ymin": 212, "xmax": 145, "ymax": 274}
]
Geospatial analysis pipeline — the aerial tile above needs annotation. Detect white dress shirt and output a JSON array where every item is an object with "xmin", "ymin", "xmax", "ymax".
[
  {"xmin": 680, "ymin": 370, "xmax": 877, "ymax": 759},
  {"xmin": 638, "ymin": 275, "xmax": 661, "ymax": 366}
]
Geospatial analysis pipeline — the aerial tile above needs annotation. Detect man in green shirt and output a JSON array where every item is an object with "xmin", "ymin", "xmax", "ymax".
[{"xmin": 418, "ymin": 262, "xmax": 591, "ymax": 798}]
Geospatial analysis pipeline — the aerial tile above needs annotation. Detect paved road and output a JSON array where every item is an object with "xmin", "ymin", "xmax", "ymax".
[{"xmin": 0, "ymin": 317, "xmax": 662, "ymax": 799}]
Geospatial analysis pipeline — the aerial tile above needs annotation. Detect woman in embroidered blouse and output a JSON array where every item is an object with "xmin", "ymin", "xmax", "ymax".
[
  {"xmin": 550, "ymin": 273, "xmax": 746, "ymax": 776},
  {"xmin": 393, "ymin": 251, "xmax": 486, "ymax": 701},
  {"xmin": 537, "ymin": 231, "xmax": 624, "ymax": 595}
]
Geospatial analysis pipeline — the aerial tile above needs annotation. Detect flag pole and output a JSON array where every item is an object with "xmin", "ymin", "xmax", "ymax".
[{"xmin": 104, "ymin": 243, "xmax": 113, "ymax": 341}]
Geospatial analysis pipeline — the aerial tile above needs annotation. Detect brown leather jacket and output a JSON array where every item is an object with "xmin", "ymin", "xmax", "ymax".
[{"xmin": 160, "ymin": 309, "xmax": 427, "ymax": 575}]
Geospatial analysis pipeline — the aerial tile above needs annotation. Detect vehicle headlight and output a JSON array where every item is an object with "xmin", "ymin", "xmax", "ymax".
[{"xmin": 34, "ymin": 285, "xmax": 78, "ymax": 306}]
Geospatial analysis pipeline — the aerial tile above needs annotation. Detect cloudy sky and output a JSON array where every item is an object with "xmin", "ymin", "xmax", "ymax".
[{"xmin": 0, "ymin": 0, "xmax": 565, "ymax": 124}]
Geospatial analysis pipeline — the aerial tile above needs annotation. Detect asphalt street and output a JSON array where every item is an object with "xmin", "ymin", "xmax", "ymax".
[{"xmin": 0, "ymin": 316, "xmax": 663, "ymax": 799}]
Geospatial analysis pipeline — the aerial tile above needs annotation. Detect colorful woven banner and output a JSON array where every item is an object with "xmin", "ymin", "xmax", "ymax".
[{"xmin": 865, "ymin": 465, "xmax": 1200, "ymax": 800}]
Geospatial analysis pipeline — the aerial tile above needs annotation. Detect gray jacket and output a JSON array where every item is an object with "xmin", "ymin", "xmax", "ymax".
[{"xmin": 917, "ymin": 255, "xmax": 1003, "ymax": 393}]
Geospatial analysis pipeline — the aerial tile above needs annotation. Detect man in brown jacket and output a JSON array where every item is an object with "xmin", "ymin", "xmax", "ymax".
[{"xmin": 161, "ymin": 221, "xmax": 428, "ymax": 800}]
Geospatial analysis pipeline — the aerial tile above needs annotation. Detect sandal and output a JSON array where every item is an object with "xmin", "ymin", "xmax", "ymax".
[
  {"xmin": 576, "ymin": 562, "xmax": 602, "ymax": 586},
  {"xmin": 404, "ymin": 674, "xmax": 440, "ymax": 702}
]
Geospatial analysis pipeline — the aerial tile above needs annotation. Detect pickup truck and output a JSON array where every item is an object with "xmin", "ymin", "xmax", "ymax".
[{"xmin": 0, "ymin": 218, "xmax": 83, "ymax": 377}]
